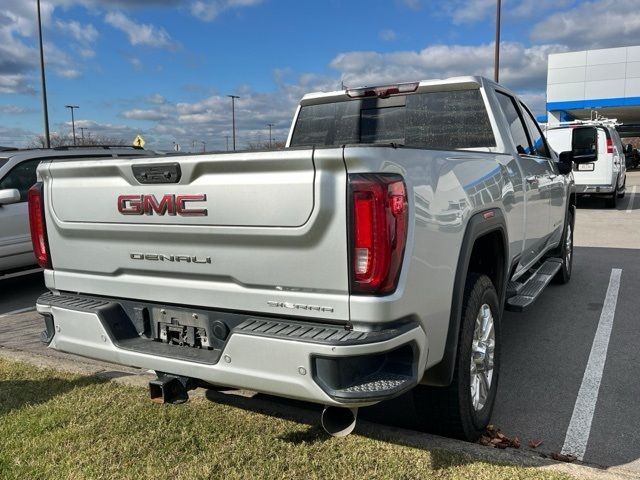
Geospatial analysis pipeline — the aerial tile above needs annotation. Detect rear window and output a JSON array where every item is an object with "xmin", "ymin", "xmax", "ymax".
[{"xmin": 290, "ymin": 89, "xmax": 495, "ymax": 150}]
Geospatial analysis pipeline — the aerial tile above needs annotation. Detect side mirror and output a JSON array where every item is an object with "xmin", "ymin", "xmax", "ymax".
[
  {"xmin": 0, "ymin": 188, "xmax": 21, "ymax": 205},
  {"xmin": 625, "ymin": 143, "xmax": 634, "ymax": 155},
  {"xmin": 572, "ymin": 126, "xmax": 598, "ymax": 164},
  {"xmin": 558, "ymin": 151, "xmax": 573, "ymax": 175}
]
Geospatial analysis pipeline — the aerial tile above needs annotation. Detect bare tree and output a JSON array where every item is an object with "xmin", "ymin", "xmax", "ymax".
[
  {"xmin": 245, "ymin": 139, "xmax": 286, "ymax": 151},
  {"xmin": 28, "ymin": 133, "xmax": 128, "ymax": 148}
]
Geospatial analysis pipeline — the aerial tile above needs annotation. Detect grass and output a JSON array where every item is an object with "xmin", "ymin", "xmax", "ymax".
[{"xmin": 0, "ymin": 359, "xmax": 574, "ymax": 480}]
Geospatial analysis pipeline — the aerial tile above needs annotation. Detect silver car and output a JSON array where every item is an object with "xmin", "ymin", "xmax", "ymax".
[{"xmin": 0, "ymin": 147, "xmax": 152, "ymax": 275}]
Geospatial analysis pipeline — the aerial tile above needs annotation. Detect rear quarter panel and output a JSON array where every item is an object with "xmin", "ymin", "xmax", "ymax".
[{"xmin": 343, "ymin": 146, "xmax": 524, "ymax": 369}]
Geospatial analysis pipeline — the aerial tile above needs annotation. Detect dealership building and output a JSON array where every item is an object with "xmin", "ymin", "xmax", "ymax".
[{"xmin": 545, "ymin": 45, "xmax": 640, "ymax": 136}]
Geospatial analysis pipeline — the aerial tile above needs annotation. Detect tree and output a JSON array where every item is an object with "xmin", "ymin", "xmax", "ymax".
[
  {"xmin": 245, "ymin": 139, "xmax": 286, "ymax": 151},
  {"xmin": 28, "ymin": 133, "xmax": 128, "ymax": 148}
]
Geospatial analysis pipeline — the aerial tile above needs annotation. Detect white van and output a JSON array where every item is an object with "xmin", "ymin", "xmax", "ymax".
[{"xmin": 546, "ymin": 124, "xmax": 626, "ymax": 208}]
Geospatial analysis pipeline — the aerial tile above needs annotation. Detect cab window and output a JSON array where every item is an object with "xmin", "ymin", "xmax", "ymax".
[
  {"xmin": 520, "ymin": 103, "xmax": 551, "ymax": 158},
  {"xmin": 0, "ymin": 159, "xmax": 40, "ymax": 202}
]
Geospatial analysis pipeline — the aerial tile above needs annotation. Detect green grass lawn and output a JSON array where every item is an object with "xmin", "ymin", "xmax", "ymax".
[{"xmin": 0, "ymin": 359, "xmax": 574, "ymax": 480}]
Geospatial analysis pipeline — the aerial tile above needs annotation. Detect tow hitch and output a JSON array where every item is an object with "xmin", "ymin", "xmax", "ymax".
[{"xmin": 149, "ymin": 373, "xmax": 195, "ymax": 404}]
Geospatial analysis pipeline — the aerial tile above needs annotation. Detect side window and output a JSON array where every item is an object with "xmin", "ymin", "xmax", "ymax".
[
  {"xmin": 520, "ymin": 104, "xmax": 551, "ymax": 158},
  {"xmin": 495, "ymin": 92, "xmax": 531, "ymax": 155},
  {"xmin": 0, "ymin": 159, "xmax": 40, "ymax": 202}
]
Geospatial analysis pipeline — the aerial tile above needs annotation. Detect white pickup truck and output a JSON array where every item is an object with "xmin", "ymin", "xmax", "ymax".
[{"xmin": 33, "ymin": 77, "xmax": 593, "ymax": 440}]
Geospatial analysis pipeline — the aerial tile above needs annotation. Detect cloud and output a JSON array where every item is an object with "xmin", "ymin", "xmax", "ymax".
[
  {"xmin": 104, "ymin": 11, "xmax": 178, "ymax": 49},
  {"xmin": 189, "ymin": 0, "xmax": 263, "ymax": 22},
  {"xmin": 379, "ymin": 29, "xmax": 397, "ymax": 42},
  {"xmin": 121, "ymin": 107, "xmax": 173, "ymax": 121},
  {"xmin": 0, "ymin": 104, "xmax": 35, "ymax": 114},
  {"xmin": 146, "ymin": 94, "xmax": 167, "ymax": 104},
  {"xmin": 447, "ymin": 0, "xmax": 495, "ymax": 25},
  {"xmin": 330, "ymin": 41, "xmax": 567, "ymax": 92},
  {"xmin": 0, "ymin": 125, "xmax": 37, "ymax": 147},
  {"xmin": 56, "ymin": 19, "xmax": 98, "ymax": 43},
  {"xmin": 398, "ymin": 0, "xmax": 421, "ymax": 10},
  {"xmin": 530, "ymin": 0, "xmax": 640, "ymax": 49},
  {"xmin": 0, "ymin": 74, "xmax": 34, "ymax": 95}
]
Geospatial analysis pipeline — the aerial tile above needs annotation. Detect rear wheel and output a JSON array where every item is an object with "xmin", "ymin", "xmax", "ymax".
[{"xmin": 413, "ymin": 274, "xmax": 500, "ymax": 441}]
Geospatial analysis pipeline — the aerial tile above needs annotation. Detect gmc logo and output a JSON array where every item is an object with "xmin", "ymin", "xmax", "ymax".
[{"xmin": 118, "ymin": 194, "xmax": 208, "ymax": 216}]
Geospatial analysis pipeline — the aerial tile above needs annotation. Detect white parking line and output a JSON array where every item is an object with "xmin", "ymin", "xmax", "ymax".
[
  {"xmin": 0, "ymin": 306, "xmax": 36, "ymax": 319},
  {"xmin": 627, "ymin": 186, "xmax": 637, "ymax": 213},
  {"xmin": 561, "ymin": 268, "xmax": 622, "ymax": 460}
]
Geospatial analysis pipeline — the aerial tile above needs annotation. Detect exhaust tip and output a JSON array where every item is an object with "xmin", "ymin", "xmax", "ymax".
[{"xmin": 321, "ymin": 406, "xmax": 358, "ymax": 437}]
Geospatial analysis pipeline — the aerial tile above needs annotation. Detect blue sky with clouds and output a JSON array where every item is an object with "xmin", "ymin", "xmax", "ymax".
[{"xmin": 1, "ymin": 0, "xmax": 639, "ymax": 150}]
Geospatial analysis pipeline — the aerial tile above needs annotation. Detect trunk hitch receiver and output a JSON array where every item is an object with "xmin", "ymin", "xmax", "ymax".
[{"xmin": 149, "ymin": 373, "xmax": 194, "ymax": 404}]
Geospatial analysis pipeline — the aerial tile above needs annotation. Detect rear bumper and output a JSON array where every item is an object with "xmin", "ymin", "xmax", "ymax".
[
  {"xmin": 575, "ymin": 184, "xmax": 615, "ymax": 194},
  {"xmin": 36, "ymin": 292, "xmax": 427, "ymax": 407}
]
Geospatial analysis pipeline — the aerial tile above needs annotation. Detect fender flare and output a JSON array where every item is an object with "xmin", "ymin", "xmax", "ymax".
[{"xmin": 422, "ymin": 208, "xmax": 509, "ymax": 387}]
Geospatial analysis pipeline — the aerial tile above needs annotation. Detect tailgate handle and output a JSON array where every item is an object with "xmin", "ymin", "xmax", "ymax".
[{"xmin": 132, "ymin": 163, "xmax": 181, "ymax": 184}]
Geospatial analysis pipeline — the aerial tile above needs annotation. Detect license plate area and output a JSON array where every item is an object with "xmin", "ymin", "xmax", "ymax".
[
  {"xmin": 150, "ymin": 307, "xmax": 230, "ymax": 351},
  {"xmin": 577, "ymin": 163, "xmax": 595, "ymax": 171}
]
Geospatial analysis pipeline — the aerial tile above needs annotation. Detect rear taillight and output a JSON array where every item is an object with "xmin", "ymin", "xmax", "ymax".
[
  {"xmin": 607, "ymin": 138, "xmax": 613, "ymax": 154},
  {"xmin": 349, "ymin": 174, "xmax": 408, "ymax": 295},
  {"xmin": 28, "ymin": 182, "xmax": 51, "ymax": 269}
]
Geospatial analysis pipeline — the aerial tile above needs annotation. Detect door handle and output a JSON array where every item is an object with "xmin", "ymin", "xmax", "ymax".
[{"xmin": 525, "ymin": 175, "xmax": 538, "ymax": 184}]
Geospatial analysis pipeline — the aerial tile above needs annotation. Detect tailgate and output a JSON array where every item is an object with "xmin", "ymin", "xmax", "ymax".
[{"xmin": 42, "ymin": 149, "xmax": 350, "ymax": 321}]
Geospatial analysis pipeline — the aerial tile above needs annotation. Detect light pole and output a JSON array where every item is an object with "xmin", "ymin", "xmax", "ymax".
[
  {"xmin": 225, "ymin": 135, "xmax": 230, "ymax": 151},
  {"xmin": 65, "ymin": 105, "xmax": 79, "ymax": 145},
  {"xmin": 36, "ymin": 0, "xmax": 51, "ymax": 148},
  {"xmin": 201, "ymin": 141, "xmax": 206, "ymax": 152},
  {"xmin": 267, "ymin": 123, "xmax": 274, "ymax": 148},
  {"xmin": 79, "ymin": 127, "xmax": 86, "ymax": 144},
  {"xmin": 494, "ymin": 0, "xmax": 501, "ymax": 82},
  {"xmin": 228, "ymin": 95, "xmax": 240, "ymax": 151}
]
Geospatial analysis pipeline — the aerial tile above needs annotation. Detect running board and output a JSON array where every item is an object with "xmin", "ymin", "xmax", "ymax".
[{"xmin": 505, "ymin": 259, "xmax": 562, "ymax": 312}]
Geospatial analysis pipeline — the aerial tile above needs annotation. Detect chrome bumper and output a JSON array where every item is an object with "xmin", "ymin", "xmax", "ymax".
[
  {"xmin": 575, "ymin": 184, "xmax": 615, "ymax": 194},
  {"xmin": 36, "ymin": 292, "xmax": 427, "ymax": 407}
]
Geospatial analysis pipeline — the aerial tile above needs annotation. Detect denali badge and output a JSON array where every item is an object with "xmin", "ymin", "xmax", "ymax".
[
  {"xmin": 130, "ymin": 253, "xmax": 212, "ymax": 264},
  {"xmin": 118, "ymin": 194, "xmax": 208, "ymax": 216},
  {"xmin": 267, "ymin": 301, "xmax": 334, "ymax": 313}
]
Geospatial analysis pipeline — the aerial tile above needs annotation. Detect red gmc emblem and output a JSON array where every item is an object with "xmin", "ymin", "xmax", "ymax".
[{"xmin": 117, "ymin": 194, "xmax": 208, "ymax": 216}]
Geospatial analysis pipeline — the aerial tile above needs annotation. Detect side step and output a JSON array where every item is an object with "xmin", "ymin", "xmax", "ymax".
[{"xmin": 505, "ymin": 259, "xmax": 562, "ymax": 312}]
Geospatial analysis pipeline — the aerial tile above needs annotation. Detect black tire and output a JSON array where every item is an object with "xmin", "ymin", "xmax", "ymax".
[
  {"xmin": 413, "ymin": 274, "xmax": 500, "ymax": 441},
  {"xmin": 552, "ymin": 208, "xmax": 574, "ymax": 284},
  {"xmin": 606, "ymin": 189, "xmax": 618, "ymax": 208}
]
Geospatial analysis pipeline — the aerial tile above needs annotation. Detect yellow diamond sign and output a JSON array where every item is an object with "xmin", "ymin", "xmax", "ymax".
[{"xmin": 133, "ymin": 135, "xmax": 145, "ymax": 148}]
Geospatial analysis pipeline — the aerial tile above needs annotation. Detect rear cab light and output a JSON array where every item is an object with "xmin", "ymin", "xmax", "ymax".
[
  {"xmin": 349, "ymin": 174, "xmax": 408, "ymax": 295},
  {"xmin": 346, "ymin": 81, "xmax": 419, "ymax": 99},
  {"xmin": 28, "ymin": 182, "xmax": 52, "ymax": 269}
]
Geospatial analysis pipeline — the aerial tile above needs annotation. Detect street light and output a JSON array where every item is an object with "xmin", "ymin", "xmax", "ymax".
[
  {"xmin": 267, "ymin": 123, "xmax": 274, "ymax": 148},
  {"xmin": 65, "ymin": 105, "xmax": 79, "ymax": 145},
  {"xmin": 201, "ymin": 141, "xmax": 206, "ymax": 152},
  {"xmin": 36, "ymin": 0, "xmax": 50, "ymax": 148},
  {"xmin": 228, "ymin": 95, "xmax": 240, "ymax": 151},
  {"xmin": 79, "ymin": 127, "xmax": 87, "ymax": 144},
  {"xmin": 494, "ymin": 0, "xmax": 501, "ymax": 82}
]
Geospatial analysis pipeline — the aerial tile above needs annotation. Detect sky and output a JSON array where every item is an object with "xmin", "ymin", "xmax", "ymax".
[{"xmin": 1, "ymin": 0, "xmax": 640, "ymax": 151}]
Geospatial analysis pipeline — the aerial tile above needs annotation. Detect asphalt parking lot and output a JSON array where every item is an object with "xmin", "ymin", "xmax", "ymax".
[{"xmin": 1, "ymin": 170, "xmax": 639, "ymax": 475}]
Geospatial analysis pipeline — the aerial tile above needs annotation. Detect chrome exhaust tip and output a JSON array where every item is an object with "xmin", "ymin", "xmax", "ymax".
[{"xmin": 321, "ymin": 406, "xmax": 358, "ymax": 437}]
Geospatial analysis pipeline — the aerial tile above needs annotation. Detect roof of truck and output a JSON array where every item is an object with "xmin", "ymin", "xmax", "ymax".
[{"xmin": 299, "ymin": 75, "xmax": 497, "ymax": 106}]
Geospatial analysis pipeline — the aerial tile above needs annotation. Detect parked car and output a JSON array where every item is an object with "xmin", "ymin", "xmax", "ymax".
[
  {"xmin": 545, "ymin": 123, "xmax": 626, "ymax": 208},
  {"xmin": 0, "ymin": 146, "xmax": 152, "ymax": 276},
  {"xmin": 33, "ymin": 77, "xmax": 587, "ymax": 441}
]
